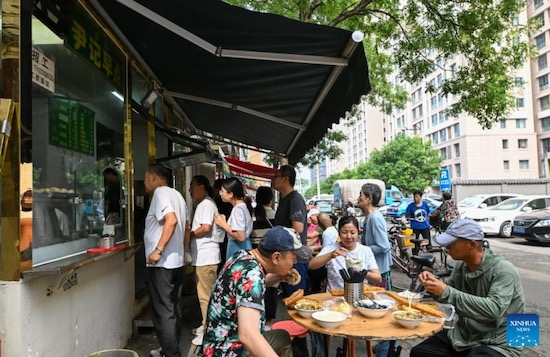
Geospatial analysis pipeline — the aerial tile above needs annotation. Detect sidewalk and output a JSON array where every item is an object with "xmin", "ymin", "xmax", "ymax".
[{"xmin": 124, "ymin": 269, "xmax": 420, "ymax": 356}]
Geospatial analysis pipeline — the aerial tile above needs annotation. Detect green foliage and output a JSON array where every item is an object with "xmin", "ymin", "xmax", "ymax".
[
  {"xmin": 299, "ymin": 129, "xmax": 346, "ymax": 168},
  {"xmin": 304, "ymin": 136, "xmax": 442, "ymax": 197},
  {"xmin": 226, "ymin": 0, "xmax": 531, "ymax": 131}
]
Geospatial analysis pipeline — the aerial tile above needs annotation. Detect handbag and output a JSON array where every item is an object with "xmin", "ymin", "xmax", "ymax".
[{"xmin": 250, "ymin": 216, "xmax": 273, "ymax": 247}]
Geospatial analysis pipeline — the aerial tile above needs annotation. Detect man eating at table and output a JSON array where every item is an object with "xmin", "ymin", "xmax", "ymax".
[
  {"xmin": 411, "ymin": 219, "xmax": 525, "ymax": 357},
  {"xmin": 202, "ymin": 225, "xmax": 312, "ymax": 357}
]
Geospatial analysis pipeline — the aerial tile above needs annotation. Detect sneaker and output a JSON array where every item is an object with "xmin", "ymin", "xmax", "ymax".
[
  {"xmin": 192, "ymin": 325, "xmax": 204, "ymax": 335},
  {"xmin": 149, "ymin": 347, "xmax": 164, "ymax": 357},
  {"xmin": 192, "ymin": 333, "xmax": 204, "ymax": 346}
]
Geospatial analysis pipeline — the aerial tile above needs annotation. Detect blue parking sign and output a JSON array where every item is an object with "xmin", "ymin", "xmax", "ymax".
[{"xmin": 440, "ymin": 169, "xmax": 451, "ymax": 191}]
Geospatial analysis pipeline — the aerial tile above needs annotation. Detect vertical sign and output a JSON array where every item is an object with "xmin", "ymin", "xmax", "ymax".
[
  {"xmin": 440, "ymin": 169, "xmax": 451, "ymax": 192},
  {"xmin": 32, "ymin": 48, "xmax": 55, "ymax": 92}
]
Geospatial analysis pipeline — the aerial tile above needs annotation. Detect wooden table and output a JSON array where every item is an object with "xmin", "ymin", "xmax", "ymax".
[{"xmin": 288, "ymin": 293, "xmax": 444, "ymax": 357}]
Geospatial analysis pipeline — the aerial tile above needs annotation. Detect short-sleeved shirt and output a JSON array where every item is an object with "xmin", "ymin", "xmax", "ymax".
[
  {"xmin": 144, "ymin": 186, "xmax": 186, "ymax": 269},
  {"xmin": 203, "ymin": 250, "xmax": 265, "ymax": 357},
  {"xmin": 321, "ymin": 226, "xmax": 339, "ymax": 247},
  {"xmin": 226, "ymin": 203, "xmax": 253, "ymax": 259},
  {"xmin": 317, "ymin": 242, "xmax": 379, "ymax": 291},
  {"xmin": 406, "ymin": 202, "xmax": 431, "ymax": 230},
  {"xmin": 274, "ymin": 190, "xmax": 307, "ymax": 262},
  {"xmin": 190, "ymin": 197, "xmax": 221, "ymax": 266}
]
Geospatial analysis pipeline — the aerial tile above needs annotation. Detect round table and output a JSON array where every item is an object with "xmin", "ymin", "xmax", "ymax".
[{"xmin": 288, "ymin": 293, "xmax": 444, "ymax": 357}]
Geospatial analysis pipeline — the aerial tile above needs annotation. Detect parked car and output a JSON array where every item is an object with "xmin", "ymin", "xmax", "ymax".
[
  {"xmin": 458, "ymin": 193, "xmax": 523, "ymax": 218},
  {"xmin": 512, "ymin": 208, "xmax": 550, "ymax": 243},
  {"xmin": 386, "ymin": 198, "xmax": 440, "ymax": 218},
  {"xmin": 307, "ymin": 199, "xmax": 333, "ymax": 214},
  {"xmin": 463, "ymin": 195, "xmax": 550, "ymax": 238}
]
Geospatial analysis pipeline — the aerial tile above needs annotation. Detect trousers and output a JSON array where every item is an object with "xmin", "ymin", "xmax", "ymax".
[
  {"xmin": 195, "ymin": 265, "xmax": 218, "ymax": 325},
  {"xmin": 147, "ymin": 266, "xmax": 184, "ymax": 357},
  {"xmin": 410, "ymin": 330, "xmax": 506, "ymax": 357}
]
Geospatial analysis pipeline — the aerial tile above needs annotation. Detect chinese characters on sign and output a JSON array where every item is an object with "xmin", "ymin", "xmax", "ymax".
[
  {"xmin": 32, "ymin": 48, "xmax": 55, "ymax": 92},
  {"xmin": 49, "ymin": 97, "xmax": 95, "ymax": 156},
  {"xmin": 64, "ymin": 3, "xmax": 125, "ymax": 92}
]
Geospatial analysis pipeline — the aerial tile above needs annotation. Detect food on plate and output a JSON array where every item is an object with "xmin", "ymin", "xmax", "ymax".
[
  {"xmin": 346, "ymin": 257, "xmax": 363, "ymax": 265},
  {"xmin": 386, "ymin": 291, "xmax": 446, "ymax": 318},
  {"xmin": 394, "ymin": 311, "xmax": 424, "ymax": 320},
  {"xmin": 397, "ymin": 290, "xmax": 422, "ymax": 300},
  {"xmin": 282, "ymin": 289, "xmax": 304, "ymax": 308},
  {"xmin": 364, "ymin": 284, "xmax": 386, "ymax": 294},
  {"xmin": 294, "ymin": 298, "xmax": 322, "ymax": 311},
  {"xmin": 286, "ymin": 268, "xmax": 302, "ymax": 286},
  {"xmin": 330, "ymin": 300, "xmax": 351, "ymax": 313},
  {"xmin": 329, "ymin": 288, "xmax": 344, "ymax": 296}
]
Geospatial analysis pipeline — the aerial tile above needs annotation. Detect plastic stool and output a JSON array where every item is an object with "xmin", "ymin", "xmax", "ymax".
[{"xmin": 271, "ymin": 320, "xmax": 309, "ymax": 340}]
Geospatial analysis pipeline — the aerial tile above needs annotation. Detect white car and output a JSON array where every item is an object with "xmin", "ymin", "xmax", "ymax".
[
  {"xmin": 463, "ymin": 195, "xmax": 550, "ymax": 237},
  {"xmin": 458, "ymin": 193, "xmax": 523, "ymax": 218}
]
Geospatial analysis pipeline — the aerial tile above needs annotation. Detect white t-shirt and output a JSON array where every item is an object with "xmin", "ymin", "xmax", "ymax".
[
  {"xmin": 321, "ymin": 226, "xmax": 339, "ymax": 246},
  {"xmin": 318, "ymin": 242, "xmax": 379, "ymax": 291},
  {"xmin": 144, "ymin": 186, "xmax": 186, "ymax": 269},
  {"xmin": 190, "ymin": 197, "xmax": 221, "ymax": 266},
  {"xmin": 228, "ymin": 202, "xmax": 253, "ymax": 238}
]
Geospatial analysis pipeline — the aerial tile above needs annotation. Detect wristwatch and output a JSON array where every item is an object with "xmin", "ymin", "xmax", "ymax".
[{"xmin": 154, "ymin": 247, "xmax": 163, "ymax": 255}]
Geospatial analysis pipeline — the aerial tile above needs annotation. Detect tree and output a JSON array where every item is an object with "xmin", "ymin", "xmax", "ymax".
[
  {"xmin": 227, "ymin": 0, "xmax": 531, "ymax": 130},
  {"xmin": 354, "ymin": 135, "xmax": 443, "ymax": 195}
]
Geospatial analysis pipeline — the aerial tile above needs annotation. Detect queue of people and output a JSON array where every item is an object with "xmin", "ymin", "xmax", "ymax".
[{"xmin": 142, "ymin": 165, "xmax": 526, "ymax": 357}]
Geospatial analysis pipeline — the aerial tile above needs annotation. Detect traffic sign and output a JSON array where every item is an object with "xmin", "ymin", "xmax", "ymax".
[{"xmin": 440, "ymin": 169, "xmax": 451, "ymax": 191}]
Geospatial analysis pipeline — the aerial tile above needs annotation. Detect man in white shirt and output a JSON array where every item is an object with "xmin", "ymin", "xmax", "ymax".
[
  {"xmin": 144, "ymin": 164, "xmax": 186, "ymax": 357},
  {"xmin": 188, "ymin": 175, "xmax": 220, "ymax": 346}
]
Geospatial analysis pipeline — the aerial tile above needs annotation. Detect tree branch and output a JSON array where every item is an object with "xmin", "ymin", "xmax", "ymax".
[
  {"xmin": 329, "ymin": 0, "xmax": 373, "ymax": 27},
  {"xmin": 300, "ymin": 0, "xmax": 323, "ymax": 22}
]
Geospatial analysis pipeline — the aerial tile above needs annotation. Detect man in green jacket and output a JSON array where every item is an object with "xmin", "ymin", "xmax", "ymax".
[{"xmin": 411, "ymin": 219, "xmax": 525, "ymax": 357}]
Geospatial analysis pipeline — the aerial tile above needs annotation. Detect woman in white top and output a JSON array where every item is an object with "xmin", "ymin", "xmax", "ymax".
[
  {"xmin": 214, "ymin": 177, "xmax": 253, "ymax": 260},
  {"xmin": 309, "ymin": 215, "xmax": 381, "ymax": 291}
]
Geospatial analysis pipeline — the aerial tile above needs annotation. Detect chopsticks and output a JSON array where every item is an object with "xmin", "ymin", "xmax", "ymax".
[{"xmin": 339, "ymin": 268, "xmax": 368, "ymax": 283}]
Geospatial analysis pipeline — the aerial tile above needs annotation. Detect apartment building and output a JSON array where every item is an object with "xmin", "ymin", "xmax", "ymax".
[{"xmin": 330, "ymin": 4, "xmax": 547, "ymax": 181}]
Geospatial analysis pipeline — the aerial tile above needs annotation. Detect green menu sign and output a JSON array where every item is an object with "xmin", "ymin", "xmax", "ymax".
[{"xmin": 49, "ymin": 97, "xmax": 95, "ymax": 155}]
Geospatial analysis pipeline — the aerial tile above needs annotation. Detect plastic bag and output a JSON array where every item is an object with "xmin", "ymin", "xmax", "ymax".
[{"xmin": 323, "ymin": 297, "xmax": 352, "ymax": 317}]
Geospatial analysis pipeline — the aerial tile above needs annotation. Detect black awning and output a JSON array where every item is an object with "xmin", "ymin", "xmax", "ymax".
[{"xmin": 94, "ymin": 0, "xmax": 370, "ymax": 164}]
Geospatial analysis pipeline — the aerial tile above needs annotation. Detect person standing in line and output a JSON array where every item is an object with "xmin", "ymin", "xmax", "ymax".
[
  {"xmin": 357, "ymin": 183, "xmax": 394, "ymax": 357},
  {"xmin": 272, "ymin": 164, "xmax": 309, "ymax": 356},
  {"xmin": 144, "ymin": 164, "xmax": 186, "ymax": 357},
  {"xmin": 214, "ymin": 177, "xmax": 253, "ymax": 260},
  {"xmin": 188, "ymin": 175, "xmax": 221, "ymax": 347},
  {"xmin": 406, "ymin": 190, "xmax": 432, "ymax": 249},
  {"xmin": 213, "ymin": 179, "xmax": 233, "ymax": 264}
]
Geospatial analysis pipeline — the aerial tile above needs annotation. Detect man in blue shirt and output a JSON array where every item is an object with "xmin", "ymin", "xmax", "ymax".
[{"xmin": 405, "ymin": 191, "xmax": 432, "ymax": 249}]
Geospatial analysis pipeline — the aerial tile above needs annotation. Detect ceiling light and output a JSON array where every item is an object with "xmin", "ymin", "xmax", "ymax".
[
  {"xmin": 141, "ymin": 89, "xmax": 160, "ymax": 109},
  {"xmin": 111, "ymin": 90, "xmax": 124, "ymax": 102}
]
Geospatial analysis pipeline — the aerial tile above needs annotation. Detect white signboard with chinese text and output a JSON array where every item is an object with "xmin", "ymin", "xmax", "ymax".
[{"xmin": 32, "ymin": 47, "xmax": 55, "ymax": 92}]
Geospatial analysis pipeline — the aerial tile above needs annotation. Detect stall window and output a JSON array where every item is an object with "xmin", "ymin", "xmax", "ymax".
[{"xmin": 31, "ymin": 13, "xmax": 126, "ymax": 266}]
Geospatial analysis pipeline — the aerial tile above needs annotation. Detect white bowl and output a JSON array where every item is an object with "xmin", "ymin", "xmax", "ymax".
[
  {"xmin": 295, "ymin": 307, "xmax": 323, "ymax": 318},
  {"xmin": 312, "ymin": 311, "xmax": 347, "ymax": 329},
  {"xmin": 397, "ymin": 291, "xmax": 423, "ymax": 302},
  {"xmin": 354, "ymin": 299, "xmax": 394, "ymax": 319},
  {"xmin": 392, "ymin": 311, "xmax": 424, "ymax": 329}
]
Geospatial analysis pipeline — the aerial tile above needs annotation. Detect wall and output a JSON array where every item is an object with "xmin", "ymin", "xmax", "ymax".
[
  {"xmin": 0, "ymin": 254, "xmax": 134, "ymax": 356},
  {"xmin": 452, "ymin": 179, "xmax": 550, "ymax": 201}
]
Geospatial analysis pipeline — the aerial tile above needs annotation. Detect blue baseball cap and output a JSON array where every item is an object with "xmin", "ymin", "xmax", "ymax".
[
  {"xmin": 435, "ymin": 219, "xmax": 484, "ymax": 247},
  {"xmin": 259, "ymin": 226, "xmax": 312, "ymax": 260}
]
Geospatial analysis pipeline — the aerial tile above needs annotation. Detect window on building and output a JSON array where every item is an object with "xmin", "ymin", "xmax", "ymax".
[
  {"xmin": 450, "ymin": 63, "xmax": 457, "ymax": 74},
  {"xmin": 541, "ymin": 95, "xmax": 550, "ymax": 111},
  {"xmin": 535, "ymin": 0, "xmax": 544, "ymax": 9},
  {"xmin": 504, "ymin": 160, "xmax": 510, "ymax": 170},
  {"xmin": 418, "ymin": 104, "xmax": 423, "ymax": 117},
  {"xmin": 431, "ymin": 114, "xmax": 438, "ymax": 127},
  {"xmin": 454, "ymin": 123, "xmax": 461, "ymax": 137},
  {"xmin": 516, "ymin": 98, "xmax": 525, "ymax": 108},
  {"xmin": 432, "ymin": 133, "xmax": 439, "ymax": 144},
  {"xmin": 440, "ymin": 147, "xmax": 447, "ymax": 159},
  {"xmin": 536, "ymin": 33, "xmax": 546, "ymax": 49},
  {"xmin": 438, "ymin": 93, "xmax": 445, "ymax": 106},
  {"xmin": 500, "ymin": 119, "xmax": 507, "ymax": 128},
  {"xmin": 412, "ymin": 92, "xmax": 416, "ymax": 103},
  {"xmin": 454, "ymin": 143, "xmax": 460, "ymax": 157},
  {"xmin": 440, "ymin": 128, "xmax": 447, "ymax": 142},
  {"xmin": 535, "ymin": 13, "xmax": 545, "ymax": 27},
  {"xmin": 518, "ymin": 139, "xmax": 528, "ymax": 148},
  {"xmin": 543, "ymin": 138, "xmax": 550, "ymax": 153},
  {"xmin": 539, "ymin": 74, "xmax": 549, "ymax": 91},
  {"xmin": 439, "ymin": 111, "xmax": 446, "ymax": 124},
  {"xmin": 539, "ymin": 54, "xmax": 548, "ymax": 70},
  {"xmin": 519, "ymin": 160, "xmax": 530, "ymax": 169},
  {"xmin": 503, "ymin": 139, "xmax": 509, "ymax": 149},
  {"xmin": 431, "ymin": 96, "xmax": 437, "ymax": 109},
  {"xmin": 542, "ymin": 116, "xmax": 550, "ymax": 132},
  {"xmin": 512, "ymin": 17, "xmax": 520, "ymax": 25},
  {"xmin": 437, "ymin": 74, "xmax": 443, "ymax": 87},
  {"xmin": 412, "ymin": 108, "xmax": 417, "ymax": 120},
  {"xmin": 514, "ymin": 77, "xmax": 524, "ymax": 87},
  {"xmin": 455, "ymin": 164, "xmax": 461, "ymax": 178},
  {"xmin": 516, "ymin": 119, "xmax": 527, "ymax": 128}
]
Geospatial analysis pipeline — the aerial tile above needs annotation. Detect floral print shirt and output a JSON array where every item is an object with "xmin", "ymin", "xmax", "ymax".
[{"xmin": 203, "ymin": 250, "xmax": 265, "ymax": 357}]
